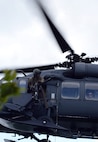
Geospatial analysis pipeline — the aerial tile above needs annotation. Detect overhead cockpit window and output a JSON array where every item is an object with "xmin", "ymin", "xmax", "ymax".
[
  {"xmin": 85, "ymin": 83, "xmax": 98, "ymax": 100},
  {"xmin": 61, "ymin": 82, "xmax": 80, "ymax": 99}
]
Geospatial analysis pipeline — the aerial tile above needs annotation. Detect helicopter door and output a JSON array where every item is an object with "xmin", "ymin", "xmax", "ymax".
[
  {"xmin": 12, "ymin": 78, "xmax": 32, "ymax": 107},
  {"xmin": 58, "ymin": 81, "xmax": 80, "ymax": 116},
  {"xmin": 46, "ymin": 81, "xmax": 60, "ymax": 108}
]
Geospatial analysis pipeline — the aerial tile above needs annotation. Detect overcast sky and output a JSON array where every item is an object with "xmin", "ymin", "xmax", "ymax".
[
  {"xmin": 0, "ymin": 0, "xmax": 98, "ymax": 70},
  {"xmin": 0, "ymin": 0, "xmax": 98, "ymax": 141}
]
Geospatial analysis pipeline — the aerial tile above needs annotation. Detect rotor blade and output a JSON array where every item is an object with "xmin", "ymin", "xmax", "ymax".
[
  {"xmin": 4, "ymin": 139, "xmax": 16, "ymax": 142},
  {"xmin": 16, "ymin": 64, "xmax": 58, "ymax": 73},
  {"xmin": 35, "ymin": 0, "xmax": 74, "ymax": 54},
  {"xmin": 0, "ymin": 64, "xmax": 59, "ymax": 73}
]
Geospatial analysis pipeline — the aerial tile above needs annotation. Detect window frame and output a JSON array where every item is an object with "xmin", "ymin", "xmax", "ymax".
[
  {"xmin": 61, "ymin": 81, "xmax": 80, "ymax": 100},
  {"xmin": 85, "ymin": 82, "xmax": 98, "ymax": 101}
]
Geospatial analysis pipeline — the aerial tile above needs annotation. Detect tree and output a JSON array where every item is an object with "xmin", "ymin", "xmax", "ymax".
[{"xmin": 0, "ymin": 70, "xmax": 20, "ymax": 108}]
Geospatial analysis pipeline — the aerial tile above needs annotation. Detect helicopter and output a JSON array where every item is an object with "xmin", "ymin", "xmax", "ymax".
[{"xmin": 0, "ymin": 1, "xmax": 98, "ymax": 142}]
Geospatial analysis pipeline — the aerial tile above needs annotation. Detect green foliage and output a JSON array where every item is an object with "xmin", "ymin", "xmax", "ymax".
[
  {"xmin": 0, "ymin": 70, "xmax": 20, "ymax": 108},
  {"xmin": 3, "ymin": 70, "xmax": 16, "ymax": 81}
]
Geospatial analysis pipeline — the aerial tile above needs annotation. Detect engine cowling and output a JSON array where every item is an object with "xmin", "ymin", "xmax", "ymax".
[{"xmin": 74, "ymin": 62, "xmax": 98, "ymax": 78}]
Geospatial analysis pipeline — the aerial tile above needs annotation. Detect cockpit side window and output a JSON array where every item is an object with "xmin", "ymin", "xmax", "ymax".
[
  {"xmin": 18, "ymin": 78, "xmax": 28, "ymax": 93},
  {"xmin": 85, "ymin": 83, "xmax": 98, "ymax": 100},
  {"xmin": 61, "ymin": 82, "xmax": 80, "ymax": 99}
]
